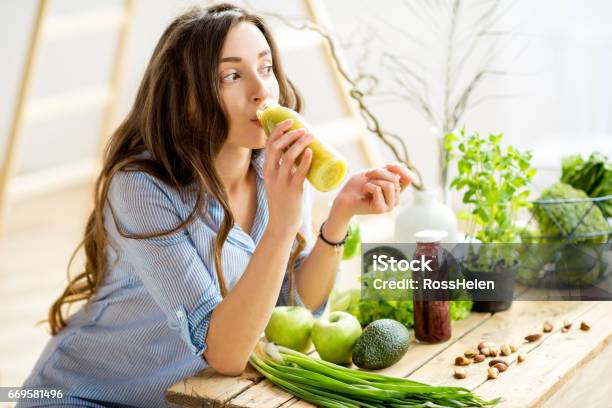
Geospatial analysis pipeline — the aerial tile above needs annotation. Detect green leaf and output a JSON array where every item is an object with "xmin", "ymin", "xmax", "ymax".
[
  {"xmin": 526, "ymin": 168, "xmax": 537, "ymax": 179},
  {"xmin": 462, "ymin": 190, "xmax": 476, "ymax": 204},
  {"xmin": 457, "ymin": 159, "xmax": 471, "ymax": 175},
  {"xmin": 444, "ymin": 132, "xmax": 458, "ymax": 143},
  {"xmin": 457, "ymin": 210, "xmax": 472, "ymax": 221},
  {"xmin": 488, "ymin": 133, "xmax": 503, "ymax": 144},
  {"xmin": 474, "ymin": 207, "xmax": 490, "ymax": 223}
]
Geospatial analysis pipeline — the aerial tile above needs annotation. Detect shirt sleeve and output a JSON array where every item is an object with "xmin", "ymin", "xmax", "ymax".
[
  {"xmin": 107, "ymin": 170, "xmax": 222, "ymax": 357},
  {"xmin": 277, "ymin": 182, "xmax": 330, "ymax": 317}
]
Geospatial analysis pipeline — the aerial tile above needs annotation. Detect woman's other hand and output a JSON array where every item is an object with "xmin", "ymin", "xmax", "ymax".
[{"xmin": 331, "ymin": 163, "xmax": 414, "ymax": 220}]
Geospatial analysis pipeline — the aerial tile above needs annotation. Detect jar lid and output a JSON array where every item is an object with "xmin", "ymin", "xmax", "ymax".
[{"xmin": 415, "ymin": 229, "xmax": 448, "ymax": 243}]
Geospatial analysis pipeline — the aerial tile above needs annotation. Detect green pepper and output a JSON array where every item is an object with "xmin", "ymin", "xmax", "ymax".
[{"xmin": 342, "ymin": 219, "xmax": 361, "ymax": 260}]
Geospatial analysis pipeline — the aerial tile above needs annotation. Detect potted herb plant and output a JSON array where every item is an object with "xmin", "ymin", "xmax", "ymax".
[{"xmin": 444, "ymin": 129, "xmax": 536, "ymax": 312}]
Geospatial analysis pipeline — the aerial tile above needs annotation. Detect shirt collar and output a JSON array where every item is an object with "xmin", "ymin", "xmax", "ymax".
[{"xmin": 251, "ymin": 148, "xmax": 266, "ymax": 180}]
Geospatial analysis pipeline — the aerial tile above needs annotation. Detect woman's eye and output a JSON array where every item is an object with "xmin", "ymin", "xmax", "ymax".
[
  {"xmin": 221, "ymin": 65, "xmax": 272, "ymax": 83},
  {"xmin": 222, "ymin": 72, "xmax": 240, "ymax": 82}
]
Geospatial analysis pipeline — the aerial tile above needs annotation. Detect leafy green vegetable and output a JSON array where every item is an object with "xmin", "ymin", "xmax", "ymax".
[
  {"xmin": 330, "ymin": 289, "xmax": 472, "ymax": 328},
  {"xmin": 250, "ymin": 342, "xmax": 500, "ymax": 407},
  {"xmin": 358, "ymin": 300, "xmax": 415, "ymax": 328},
  {"xmin": 533, "ymin": 182, "xmax": 608, "ymax": 243},
  {"xmin": 450, "ymin": 300, "xmax": 473, "ymax": 320},
  {"xmin": 561, "ymin": 152, "xmax": 612, "ymax": 217}
]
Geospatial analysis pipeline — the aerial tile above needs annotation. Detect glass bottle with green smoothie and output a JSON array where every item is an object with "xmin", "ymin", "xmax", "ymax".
[{"xmin": 256, "ymin": 102, "xmax": 348, "ymax": 192}]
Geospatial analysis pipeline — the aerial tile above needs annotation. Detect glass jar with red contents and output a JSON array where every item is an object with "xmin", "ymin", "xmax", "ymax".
[{"xmin": 412, "ymin": 230, "xmax": 451, "ymax": 343}]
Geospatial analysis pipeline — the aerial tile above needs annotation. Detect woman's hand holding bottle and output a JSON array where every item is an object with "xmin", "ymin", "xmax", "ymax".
[{"xmin": 263, "ymin": 118, "xmax": 313, "ymax": 237}]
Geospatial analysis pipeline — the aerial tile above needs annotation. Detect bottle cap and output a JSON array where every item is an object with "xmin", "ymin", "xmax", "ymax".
[
  {"xmin": 256, "ymin": 100, "xmax": 279, "ymax": 120},
  {"xmin": 415, "ymin": 229, "xmax": 448, "ymax": 243}
]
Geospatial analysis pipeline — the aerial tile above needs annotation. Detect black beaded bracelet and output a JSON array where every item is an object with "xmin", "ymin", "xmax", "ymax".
[{"xmin": 318, "ymin": 221, "xmax": 348, "ymax": 247}]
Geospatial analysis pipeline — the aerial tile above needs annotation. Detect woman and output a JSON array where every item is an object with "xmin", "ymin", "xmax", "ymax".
[{"xmin": 19, "ymin": 4, "xmax": 411, "ymax": 407}]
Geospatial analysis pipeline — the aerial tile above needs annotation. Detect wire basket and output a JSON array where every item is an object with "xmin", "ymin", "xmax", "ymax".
[{"xmin": 518, "ymin": 194, "xmax": 612, "ymax": 288}]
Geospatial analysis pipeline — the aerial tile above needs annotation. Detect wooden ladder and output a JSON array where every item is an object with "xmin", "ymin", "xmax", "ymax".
[{"xmin": 0, "ymin": 0, "xmax": 136, "ymax": 234}]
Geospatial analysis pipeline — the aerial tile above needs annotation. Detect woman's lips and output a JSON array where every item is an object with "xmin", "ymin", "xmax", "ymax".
[{"xmin": 251, "ymin": 119, "xmax": 263, "ymax": 128}]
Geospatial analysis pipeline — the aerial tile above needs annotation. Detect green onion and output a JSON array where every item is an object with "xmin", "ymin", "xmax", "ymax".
[{"xmin": 249, "ymin": 342, "xmax": 500, "ymax": 408}]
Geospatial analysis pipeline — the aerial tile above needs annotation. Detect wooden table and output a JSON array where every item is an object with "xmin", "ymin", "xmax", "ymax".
[{"xmin": 165, "ymin": 300, "xmax": 612, "ymax": 407}]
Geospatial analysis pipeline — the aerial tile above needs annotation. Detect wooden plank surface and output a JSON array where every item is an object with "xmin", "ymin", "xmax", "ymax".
[
  {"xmin": 540, "ymin": 332, "xmax": 612, "ymax": 408},
  {"xmin": 166, "ymin": 301, "xmax": 612, "ymax": 408},
  {"xmin": 227, "ymin": 381, "xmax": 295, "ymax": 408},
  {"xmin": 474, "ymin": 301, "xmax": 612, "ymax": 407},
  {"xmin": 165, "ymin": 364, "xmax": 263, "ymax": 408},
  {"xmin": 406, "ymin": 301, "xmax": 594, "ymax": 388}
]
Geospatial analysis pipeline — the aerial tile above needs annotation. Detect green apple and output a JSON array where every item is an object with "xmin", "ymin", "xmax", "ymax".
[
  {"xmin": 312, "ymin": 311, "xmax": 362, "ymax": 364},
  {"xmin": 264, "ymin": 306, "xmax": 314, "ymax": 352}
]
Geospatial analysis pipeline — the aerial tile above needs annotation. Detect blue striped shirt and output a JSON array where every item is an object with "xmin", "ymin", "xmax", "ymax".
[{"xmin": 19, "ymin": 149, "xmax": 328, "ymax": 407}]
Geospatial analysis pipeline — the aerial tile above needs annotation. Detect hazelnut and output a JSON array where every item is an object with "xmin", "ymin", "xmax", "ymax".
[
  {"xmin": 580, "ymin": 321, "xmax": 591, "ymax": 331},
  {"xmin": 464, "ymin": 349, "xmax": 478, "ymax": 358},
  {"xmin": 455, "ymin": 356, "xmax": 471, "ymax": 366},
  {"xmin": 454, "ymin": 368, "xmax": 467, "ymax": 379},
  {"xmin": 489, "ymin": 359, "xmax": 509, "ymax": 367},
  {"xmin": 488, "ymin": 346, "xmax": 499, "ymax": 357},
  {"xmin": 525, "ymin": 333, "xmax": 542, "ymax": 342},
  {"xmin": 563, "ymin": 319, "xmax": 572, "ymax": 330},
  {"xmin": 493, "ymin": 363, "xmax": 508, "ymax": 373},
  {"xmin": 518, "ymin": 353, "xmax": 527, "ymax": 363},
  {"xmin": 480, "ymin": 347, "xmax": 490, "ymax": 356},
  {"xmin": 473, "ymin": 354, "xmax": 486, "ymax": 363}
]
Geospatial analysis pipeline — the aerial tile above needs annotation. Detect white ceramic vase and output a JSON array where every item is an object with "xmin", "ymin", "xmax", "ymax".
[{"xmin": 394, "ymin": 189, "xmax": 458, "ymax": 243}]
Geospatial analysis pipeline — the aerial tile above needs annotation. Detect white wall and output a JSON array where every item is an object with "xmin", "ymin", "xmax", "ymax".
[
  {"xmin": 1, "ymin": 0, "xmax": 610, "ymax": 196},
  {"xmin": 323, "ymin": 0, "xmax": 612, "ymax": 193}
]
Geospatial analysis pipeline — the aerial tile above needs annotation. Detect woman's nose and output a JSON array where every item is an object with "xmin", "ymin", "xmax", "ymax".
[{"xmin": 250, "ymin": 76, "xmax": 269, "ymax": 104}]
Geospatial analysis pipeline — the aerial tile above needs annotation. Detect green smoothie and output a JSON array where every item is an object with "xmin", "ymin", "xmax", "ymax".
[{"xmin": 256, "ymin": 102, "xmax": 348, "ymax": 192}]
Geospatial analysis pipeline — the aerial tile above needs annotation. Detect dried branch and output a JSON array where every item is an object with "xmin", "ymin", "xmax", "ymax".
[
  {"xmin": 380, "ymin": 54, "xmax": 439, "ymax": 125},
  {"xmin": 443, "ymin": 0, "xmax": 462, "ymax": 132},
  {"xmin": 451, "ymin": 69, "xmax": 506, "ymax": 128},
  {"xmin": 254, "ymin": 10, "xmax": 425, "ymax": 189}
]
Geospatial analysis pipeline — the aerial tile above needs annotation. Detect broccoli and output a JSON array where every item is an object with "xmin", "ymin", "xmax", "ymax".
[
  {"xmin": 534, "ymin": 182, "xmax": 608, "ymax": 244},
  {"xmin": 530, "ymin": 183, "xmax": 609, "ymax": 287},
  {"xmin": 330, "ymin": 288, "xmax": 472, "ymax": 329}
]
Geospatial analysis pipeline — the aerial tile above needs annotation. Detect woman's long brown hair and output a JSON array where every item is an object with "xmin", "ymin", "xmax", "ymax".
[{"xmin": 48, "ymin": 4, "xmax": 306, "ymax": 335}]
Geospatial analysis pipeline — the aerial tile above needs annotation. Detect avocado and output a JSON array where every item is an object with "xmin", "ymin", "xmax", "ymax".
[{"xmin": 351, "ymin": 319, "xmax": 410, "ymax": 369}]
